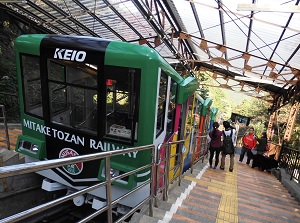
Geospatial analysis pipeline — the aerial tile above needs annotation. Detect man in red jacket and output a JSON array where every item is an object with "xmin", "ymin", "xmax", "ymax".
[{"xmin": 239, "ymin": 127, "xmax": 257, "ymax": 165}]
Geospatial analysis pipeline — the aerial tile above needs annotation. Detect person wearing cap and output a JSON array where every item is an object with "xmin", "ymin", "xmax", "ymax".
[{"xmin": 207, "ymin": 122, "xmax": 222, "ymax": 169}]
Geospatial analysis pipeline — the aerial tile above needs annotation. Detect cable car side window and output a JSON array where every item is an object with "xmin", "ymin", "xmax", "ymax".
[
  {"xmin": 166, "ymin": 79, "xmax": 176, "ymax": 140},
  {"xmin": 48, "ymin": 59, "xmax": 98, "ymax": 133},
  {"xmin": 156, "ymin": 71, "xmax": 168, "ymax": 137},
  {"xmin": 21, "ymin": 55, "xmax": 43, "ymax": 117},
  {"xmin": 105, "ymin": 66, "xmax": 140, "ymax": 143}
]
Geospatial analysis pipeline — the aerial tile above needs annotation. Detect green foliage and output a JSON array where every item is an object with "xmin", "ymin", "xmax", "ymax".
[
  {"xmin": 289, "ymin": 123, "xmax": 300, "ymax": 150},
  {"xmin": 233, "ymin": 97, "xmax": 270, "ymax": 136},
  {"xmin": 208, "ymin": 86, "xmax": 234, "ymax": 121},
  {"xmin": 0, "ymin": 12, "xmax": 20, "ymax": 122},
  {"xmin": 197, "ymin": 70, "xmax": 271, "ymax": 137},
  {"xmin": 194, "ymin": 70, "xmax": 209, "ymax": 98}
]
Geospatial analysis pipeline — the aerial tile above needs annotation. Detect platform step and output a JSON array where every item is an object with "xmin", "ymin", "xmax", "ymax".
[
  {"xmin": 0, "ymin": 148, "xmax": 25, "ymax": 166},
  {"xmin": 129, "ymin": 211, "xmax": 165, "ymax": 223},
  {"xmin": 0, "ymin": 149, "xmax": 20, "ymax": 166}
]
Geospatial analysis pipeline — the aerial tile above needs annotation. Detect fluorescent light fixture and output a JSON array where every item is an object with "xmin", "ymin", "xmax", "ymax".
[{"xmin": 237, "ymin": 4, "xmax": 300, "ymax": 13}]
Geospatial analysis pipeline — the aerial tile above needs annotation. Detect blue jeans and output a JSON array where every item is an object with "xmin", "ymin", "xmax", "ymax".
[{"xmin": 239, "ymin": 147, "xmax": 252, "ymax": 164}]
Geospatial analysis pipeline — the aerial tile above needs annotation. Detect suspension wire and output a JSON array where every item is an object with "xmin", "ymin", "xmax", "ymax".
[
  {"xmin": 216, "ymin": 0, "xmax": 290, "ymax": 68},
  {"xmin": 214, "ymin": 0, "xmax": 293, "ymax": 83},
  {"xmin": 63, "ymin": 0, "xmax": 80, "ymax": 33},
  {"xmin": 92, "ymin": 0, "xmax": 96, "ymax": 32}
]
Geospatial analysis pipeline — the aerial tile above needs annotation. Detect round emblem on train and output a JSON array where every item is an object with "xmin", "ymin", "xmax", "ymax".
[{"xmin": 59, "ymin": 148, "xmax": 83, "ymax": 175}]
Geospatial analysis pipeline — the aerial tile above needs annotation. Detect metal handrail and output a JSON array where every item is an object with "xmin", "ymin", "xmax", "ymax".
[
  {"xmin": 0, "ymin": 144, "xmax": 155, "ymax": 223},
  {"xmin": 155, "ymin": 140, "xmax": 185, "ymax": 206},
  {"xmin": 191, "ymin": 135, "xmax": 208, "ymax": 174},
  {"xmin": 279, "ymin": 146, "xmax": 300, "ymax": 183}
]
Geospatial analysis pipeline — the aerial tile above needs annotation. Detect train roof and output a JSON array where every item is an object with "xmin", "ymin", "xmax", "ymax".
[{"xmin": 15, "ymin": 34, "xmax": 198, "ymax": 103}]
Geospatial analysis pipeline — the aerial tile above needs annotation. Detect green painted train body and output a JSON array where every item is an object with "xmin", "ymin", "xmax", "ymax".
[{"xmin": 14, "ymin": 34, "xmax": 199, "ymax": 208}]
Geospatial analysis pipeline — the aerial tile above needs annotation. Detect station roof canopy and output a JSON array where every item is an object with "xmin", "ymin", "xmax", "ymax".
[{"xmin": 1, "ymin": 0, "xmax": 300, "ymax": 105}]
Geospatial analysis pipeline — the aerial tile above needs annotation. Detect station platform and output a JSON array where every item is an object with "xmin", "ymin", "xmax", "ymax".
[
  {"xmin": 0, "ymin": 128, "xmax": 20, "ymax": 150},
  {"xmin": 165, "ymin": 162, "xmax": 300, "ymax": 223}
]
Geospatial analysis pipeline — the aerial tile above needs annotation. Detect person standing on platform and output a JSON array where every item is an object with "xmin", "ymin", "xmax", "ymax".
[
  {"xmin": 207, "ymin": 122, "xmax": 222, "ymax": 169},
  {"xmin": 252, "ymin": 131, "xmax": 268, "ymax": 169},
  {"xmin": 220, "ymin": 121, "xmax": 237, "ymax": 172},
  {"xmin": 239, "ymin": 127, "xmax": 257, "ymax": 165}
]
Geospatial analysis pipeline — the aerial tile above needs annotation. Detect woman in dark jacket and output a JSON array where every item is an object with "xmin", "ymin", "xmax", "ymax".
[
  {"xmin": 207, "ymin": 122, "xmax": 222, "ymax": 169},
  {"xmin": 252, "ymin": 131, "xmax": 268, "ymax": 169}
]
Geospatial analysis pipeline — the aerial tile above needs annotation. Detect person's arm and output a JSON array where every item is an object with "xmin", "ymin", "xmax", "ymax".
[
  {"xmin": 207, "ymin": 133, "xmax": 211, "ymax": 143},
  {"xmin": 232, "ymin": 129, "xmax": 237, "ymax": 147}
]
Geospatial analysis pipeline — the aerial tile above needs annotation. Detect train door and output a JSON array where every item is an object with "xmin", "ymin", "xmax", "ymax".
[{"xmin": 154, "ymin": 69, "xmax": 171, "ymax": 186}]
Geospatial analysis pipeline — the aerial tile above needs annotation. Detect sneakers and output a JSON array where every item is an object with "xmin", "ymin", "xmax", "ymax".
[
  {"xmin": 213, "ymin": 166, "xmax": 217, "ymax": 170},
  {"xmin": 220, "ymin": 167, "xmax": 224, "ymax": 170},
  {"xmin": 229, "ymin": 168, "xmax": 233, "ymax": 172},
  {"xmin": 210, "ymin": 165, "xmax": 213, "ymax": 168}
]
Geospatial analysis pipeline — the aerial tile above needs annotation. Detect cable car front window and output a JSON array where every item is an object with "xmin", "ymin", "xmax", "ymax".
[
  {"xmin": 48, "ymin": 60, "xmax": 98, "ymax": 133},
  {"xmin": 21, "ymin": 55, "xmax": 43, "ymax": 117},
  {"xmin": 105, "ymin": 67, "xmax": 140, "ymax": 142}
]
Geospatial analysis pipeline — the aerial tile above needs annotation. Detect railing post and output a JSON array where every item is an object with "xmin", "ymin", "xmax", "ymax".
[
  {"xmin": 163, "ymin": 142, "xmax": 171, "ymax": 201},
  {"xmin": 191, "ymin": 136, "xmax": 196, "ymax": 174},
  {"xmin": 0, "ymin": 105, "xmax": 10, "ymax": 150},
  {"xmin": 290, "ymin": 151, "xmax": 299, "ymax": 181},
  {"xmin": 178, "ymin": 142, "xmax": 184, "ymax": 186},
  {"xmin": 154, "ymin": 144, "xmax": 161, "ymax": 207},
  {"xmin": 202, "ymin": 136, "xmax": 207, "ymax": 162},
  {"xmin": 287, "ymin": 148, "xmax": 293, "ymax": 175},
  {"xmin": 149, "ymin": 146, "xmax": 155, "ymax": 217},
  {"xmin": 105, "ymin": 157, "xmax": 113, "ymax": 223}
]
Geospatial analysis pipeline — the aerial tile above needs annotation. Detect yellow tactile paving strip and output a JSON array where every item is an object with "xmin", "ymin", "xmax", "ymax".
[
  {"xmin": 184, "ymin": 166, "xmax": 239, "ymax": 223},
  {"xmin": 178, "ymin": 157, "xmax": 300, "ymax": 223},
  {"xmin": 215, "ymin": 169, "xmax": 238, "ymax": 223}
]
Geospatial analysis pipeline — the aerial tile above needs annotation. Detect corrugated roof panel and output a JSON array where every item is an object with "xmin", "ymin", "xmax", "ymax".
[
  {"xmin": 248, "ymin": 24, "xmax": 283, "ymax": 60},
  {"xmin": 224, "ymin": 17, "xmax": 249, "ymax": 52},
  {"xmin": 288, "ymin": 13, "xmax": 300, "ymax": 31},
  {"xmin": 172, "ymin": 1, "xmax": 201, "ymax": 35},
  {"xmin": 288, "ymin": 52, "xmax": 300, "ymax": 71},
  {"xmin": 272, "ymin": 30, "xmax": 300, "ymax": 69},
  {"xmin": 227, "ymin": 57, "xmax": 245, "ymax": 71},
  {"xmin": 193, "ymin": 0, "xmax": 217, "ymax": 8},
  {"xmin": 254, "ymin": 10, "xmax": 291, "ymax": 27},
  {"xmin": 202, "ymin": 26, "xmax": 223, "ymax": 47},
  {"xmin": 112, "ymin": 1, "xmax": 157, "ymax": 41},
  {"xmin": 208, "ymin": 48, "xmax": 223, "ymax": 58},
  {"xmin": 196, "ymin": 6, "xmax": 223, "ymax": 44},
  {"xmin": 2, "ymin": 0, "xmax": 300, "ymax": 98},
  {"xmin": 222, "ymin": 0, "xmax": 252, "ymax": 16}
]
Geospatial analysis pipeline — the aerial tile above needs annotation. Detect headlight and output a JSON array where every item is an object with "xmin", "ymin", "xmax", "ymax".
[
  {"xmin": 18, "ymin": 140, "xmax": 39, "ymax": 154},
  {"xmin": 31, "ymin": 144, "xmax": 39, "ymax": 152},
  {"xmin": 110, "ymin": 168, "xmax": 120, "ymax": 177}
]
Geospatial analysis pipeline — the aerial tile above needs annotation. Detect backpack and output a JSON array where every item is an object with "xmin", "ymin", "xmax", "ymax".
[{"xmin": 222, "ymin": 130, "xmax": 234, "ymax": 154}]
